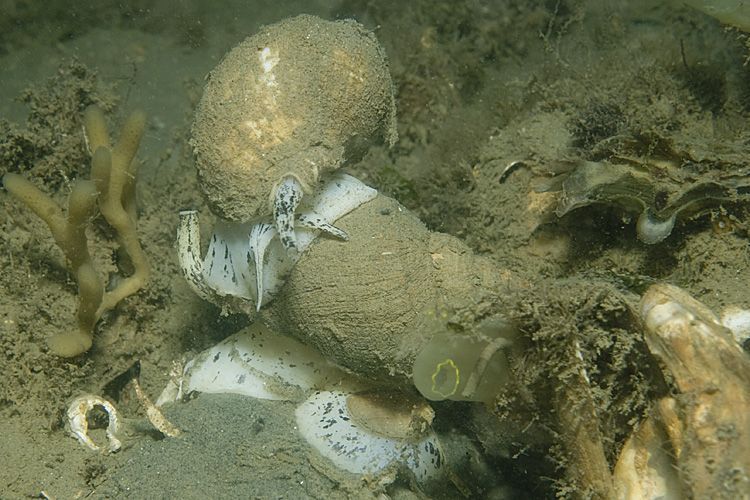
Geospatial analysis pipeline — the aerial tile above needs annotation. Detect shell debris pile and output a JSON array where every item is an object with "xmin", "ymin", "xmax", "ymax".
[{"xmin": 612, "ymin": 284, "xmax": 750, "ymax": 498}]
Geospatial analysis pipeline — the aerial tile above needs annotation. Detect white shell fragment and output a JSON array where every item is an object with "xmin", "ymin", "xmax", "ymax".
[
  {"xmin": 132, "ymin": 378, "xmax": 181, "ymax": 438},
  {"xmin": 720, "ymin": 305, "xmax": 750, "ymax": 346},
  {"xmin": 295, "ymin": 390, "xmax": 444, "ymax": 483},
  {"xmin": 612, "ymin": 417, "xmax": 683, "ymax": 500},
  {"xmin": 66, "ymin": 394, "xmax": 121, "ymax": 453},
  {"xmin": 177, "ymin": 173, "xmax": 377, "ymax": 312},
  {"xmin": 640, "ymin": 283, "xmax": 736, "ymax": 346},
  {"xmin": 157, "ymin": 323, "xmax": 357, "ymax": 403}
]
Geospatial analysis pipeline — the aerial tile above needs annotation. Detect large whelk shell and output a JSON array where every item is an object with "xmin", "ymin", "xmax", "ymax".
[{"xmin": 191, "ymin": 14, "xmax": 397, "ymax": 223}]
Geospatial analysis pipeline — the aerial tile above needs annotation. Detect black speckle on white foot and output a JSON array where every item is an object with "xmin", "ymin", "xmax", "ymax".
[
  {"xmin": 273, "ymin": 176, "xmax": 303, "ymax": 252},
  {"xmin": 298, "ymin": 212, "xmax": 348, "ymax": 240}
]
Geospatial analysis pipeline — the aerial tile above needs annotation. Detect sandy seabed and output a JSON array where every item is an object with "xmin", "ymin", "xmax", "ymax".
[{"xmin": 2, "ymin": 1, "xmax": 750, "ymax": 498}]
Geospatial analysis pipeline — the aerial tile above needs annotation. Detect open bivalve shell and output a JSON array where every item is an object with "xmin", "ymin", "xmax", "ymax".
[{"xmin": 553, "ymin": 159, "xmax": 750, "ymax": 244}]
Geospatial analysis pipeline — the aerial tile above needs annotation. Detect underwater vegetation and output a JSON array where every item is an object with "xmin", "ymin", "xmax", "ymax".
[{"xmin": 3, "ymin": 106, "xmax": 149, "ymax": 356}]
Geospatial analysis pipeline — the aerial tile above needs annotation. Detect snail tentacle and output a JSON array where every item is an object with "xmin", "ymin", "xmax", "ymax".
[
  {"xmin": 273, "ymin": 176, "xmax": 304, "ymax": 252},
  {"xmin": 177, "ymin": 210, "xmax": 213, "ymax": 302},
  {"xmin": 248, "ymin": 222, "xmax": 275, "ymax": 311},
  {"xmin": 297, "ymin": 212, "xmax": 348, "ymax": 241}
]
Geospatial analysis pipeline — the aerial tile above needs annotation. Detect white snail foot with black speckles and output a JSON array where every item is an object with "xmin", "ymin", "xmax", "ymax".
[
  {"xmin": 295, "ymin": 390, "xmax": 445, "ymax": 482},
  {"xmin": 273, "ymin": 176, "xmax": 304, "ymax": 252},
  {"xmin": 177, "ymin": 173, "xmax": 377, "ymax": 312},
  {"xmin": 155, "ymin": 323, "xmax": 445, "ymax": 487},
  {"xmin": 156, "ymin": 323, "xmax": 359, "ymax": 404}
]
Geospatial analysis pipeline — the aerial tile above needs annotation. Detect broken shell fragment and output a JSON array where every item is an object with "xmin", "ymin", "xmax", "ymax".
[
  {"xmin": 66, "ymin": 394, "xmax": 121, "ymax": 453},
  {"xmin": 295, "ymin": 390, "xmax": 444, "ymax": 483},
  {"xmin": 132, "ymin": 378, "xmax": 181, "ymax": 438},
  {"xmin": 640, "ymin": 283, "xmax": 734, "ymax": 353},
  {"xmin": 720, "ymin": 305, "xmax": 750, "ymax": 347},
  {"xmin": 612, "ymin": 415, "xmax": 684, "ymax": 499}
]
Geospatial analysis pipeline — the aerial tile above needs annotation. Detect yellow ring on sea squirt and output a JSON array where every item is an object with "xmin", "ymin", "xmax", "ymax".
[
  {"xmin": 431, "ymin": 359, "xmax": 460, "ymax": 399},
  {"xmin": 413, "ymin": 316, "xmax": 518, "ymax": 403}
]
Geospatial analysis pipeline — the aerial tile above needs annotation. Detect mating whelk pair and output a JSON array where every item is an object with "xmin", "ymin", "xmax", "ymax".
[
  {"xmin": 176, "ymin": 14, "xmax": 467, "ymax": 488},
  {"xmin": 178, "ymin": 13, "xmax": 520, "ymax": 394},
  {"xmin": 175, "ymin": 13, "xmax": 750, "ymax": 496}
]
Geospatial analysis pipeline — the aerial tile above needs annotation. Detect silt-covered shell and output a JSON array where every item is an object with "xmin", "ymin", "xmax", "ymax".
[{"xmin": 191, "ymin": 14, "xmax": 397, "ymax": 222}]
